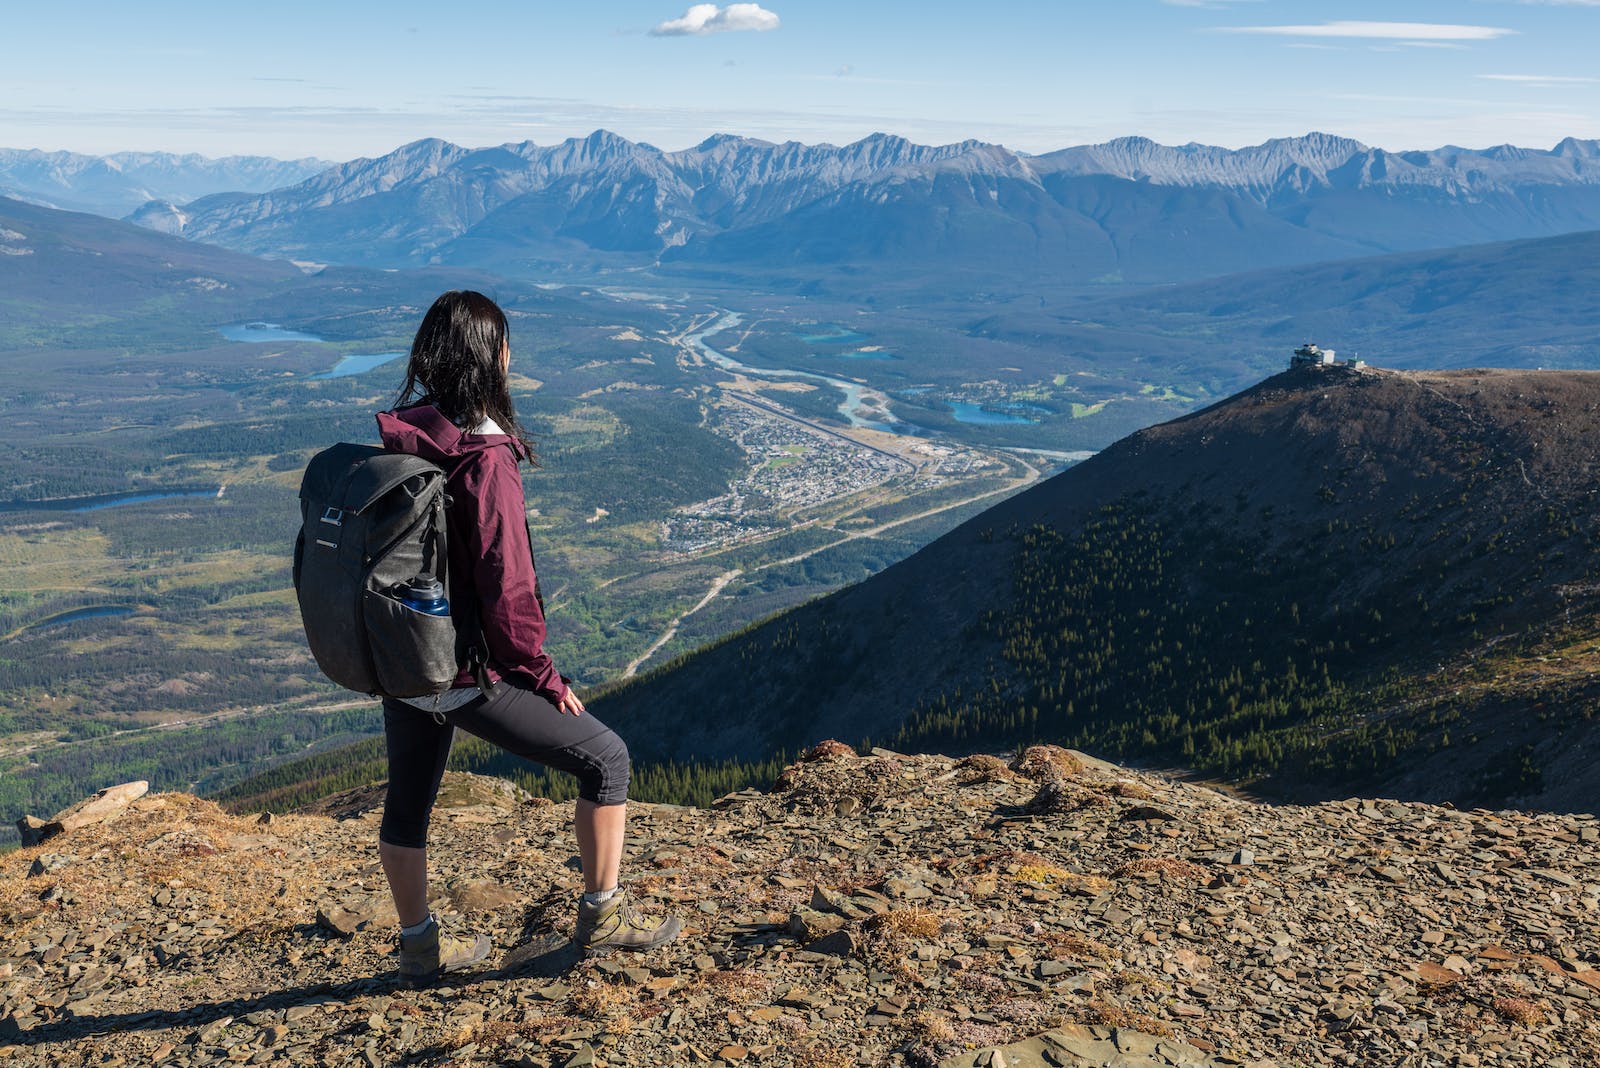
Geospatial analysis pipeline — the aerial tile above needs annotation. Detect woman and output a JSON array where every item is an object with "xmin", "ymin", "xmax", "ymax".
[{"xmin": 375, "ymin": 290, "xmax": 680, "ymax": 988}]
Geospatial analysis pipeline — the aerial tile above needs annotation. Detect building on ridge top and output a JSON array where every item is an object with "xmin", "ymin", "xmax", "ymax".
[{"xmin": 1290, "ymin": 343, "xmax": 1366, "ymax": 371}]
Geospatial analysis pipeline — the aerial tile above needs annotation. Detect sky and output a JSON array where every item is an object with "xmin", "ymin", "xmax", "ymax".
[{"xmin": 3, "ymin": 1, "xmax": 1598, "ymax": 161}]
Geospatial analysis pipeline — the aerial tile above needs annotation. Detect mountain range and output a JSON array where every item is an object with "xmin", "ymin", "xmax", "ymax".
[
  {"xmin": 120, "ymin": 131, "xmax": 1600, "ymax": 288},
  {"xmin": 10, "ymin": 131, "xmax": 1600, "ymax": 829},
  {"xmin": 12, "ymin": 187, "xmax": 1600, "ymax": 822},
  {"xmin": 0, "ymin": 149, "xmax": 328, "ymax": 219}
]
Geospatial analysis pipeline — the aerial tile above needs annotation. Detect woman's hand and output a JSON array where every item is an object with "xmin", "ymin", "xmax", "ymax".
[{"xmin": 557, "ymin": 687, "xmax": 586, "ymax": 716}]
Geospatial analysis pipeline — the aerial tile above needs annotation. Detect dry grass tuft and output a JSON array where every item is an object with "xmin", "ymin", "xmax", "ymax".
[
  {"xmin": 697, "ymin": 968, "xmax": 772, "ymax": 1006},
  {"xmin": 458, "ymin": 1019, "xmax": 545, "ymax": 1051},
  {"xmin": 1079, "ymin": 999, "xmax": 1175, "ymax": 1037},
  {"xmin": 1041, "ymin": 931, "xmax": 1116, "ymax": 962},
  {"xmin": 605, "ymin": 1011, "xmax": 642, "ymax": 1036},
  {"xmin": 909, "ymin": 1009, "xmax": 958, "ymax": 1043},
  {"xmin": 795, "ymin": 1045, "xmax": 855, "ymax": 1068},
  {"xmin": 1493, "ymin": 996, "xmax": 1545, "ymax": 1028},
  {"xmin": 802, "ymin": 739, "xmax": 856, "ymax": 762},
  {"xmin": 572, "ymin": 978, "xmax": 635, "ymax": 1018},
  {"xmin": 1109, "ymin": 780, "xmax": 1154, "ymax": 800},
  {"xmin": 867, "ymin": 907, "xmax": 943, "ymax": 941},
  {"xmin": 484, "ymin": 1014, "xmax": 582, "ymax": 1042},
  {"xmin": 1112, "ymin": 968, "xmax": 1171, "ymax": 993},
  {"xmin": 772, "ymin": 748, "xmax": 894, "ymax": 810},
  {"xmin": 955, "ymin": 754, "xmax": 1016, "ymax": 785},
  {"xmin": 1112, "ymin": 857, "xmax": 1209, "ymax": 882},
  {"xmin": 1011, "ymin": 745, "xmax": 1084, "ymax": 783},
  {"xmin": 1025, "ymin": 780, "xmax": 1114, "ymax": 815},
  {"xmin": 1013, "ymin": 863, "xmax": 1113, "ymax": 894}
]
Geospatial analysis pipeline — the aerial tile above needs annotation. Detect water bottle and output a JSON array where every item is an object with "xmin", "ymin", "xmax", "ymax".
[{"xmin": 397, "ymin": 577, "xmax": 449, "ymax": 616}]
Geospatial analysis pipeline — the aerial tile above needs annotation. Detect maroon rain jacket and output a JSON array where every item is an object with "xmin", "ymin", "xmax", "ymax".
[{"xmin": 376, "ymin": 403, "xmax": 567, "ymax": 702}]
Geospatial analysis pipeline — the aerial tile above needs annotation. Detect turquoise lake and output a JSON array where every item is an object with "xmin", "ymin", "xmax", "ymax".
[
  {"xmin": 309, "ymin": 351, "xmax": 406, "ymax": 380},
  {"xmin": 220, "ymin": 323, "xmax": 404, "ymax": 379}
]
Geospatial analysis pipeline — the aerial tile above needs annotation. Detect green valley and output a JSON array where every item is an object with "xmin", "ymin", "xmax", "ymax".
[{"xmin": 0, "ymin": 199, "xmax": 1048, "ymax": 844}]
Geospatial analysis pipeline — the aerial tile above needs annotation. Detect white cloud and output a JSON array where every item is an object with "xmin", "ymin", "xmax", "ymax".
[
  {"xmin": 1220, "ymin": 21, "xmax": 1516, "ymax": 40},
  {"xmin": 1480, "ymin": 73, "xmax": 1600, "ymax": 86},
  {"xmin": 651, "ymin": 4, "xmax": 780, "ymax": 37}
]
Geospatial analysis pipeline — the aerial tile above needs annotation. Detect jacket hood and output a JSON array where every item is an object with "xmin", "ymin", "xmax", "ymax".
[{"xmin": 376, "ymin": 403, "xmax": 528, "ymax": 464}]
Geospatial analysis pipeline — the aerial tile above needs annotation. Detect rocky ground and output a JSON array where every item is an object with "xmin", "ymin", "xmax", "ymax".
[{"xmin": 2, "ymin": 745, "xmax": 1598, "ymax": 1067}]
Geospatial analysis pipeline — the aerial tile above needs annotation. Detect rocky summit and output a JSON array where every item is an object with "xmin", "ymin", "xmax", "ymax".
[{"xmin": 2, "ymin": 746, "xmax": 1597, "ymax": 1067}]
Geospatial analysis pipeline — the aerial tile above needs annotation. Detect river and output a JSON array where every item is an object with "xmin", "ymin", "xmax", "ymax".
[{"xmin": 685, "ymin": 311, "xmax": 916, "ymax": 434}]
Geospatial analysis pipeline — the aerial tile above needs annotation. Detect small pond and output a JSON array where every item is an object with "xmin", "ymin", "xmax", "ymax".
[
  {"xmin": 219, "ymin": 322, "xmax": 324, "ymax": 344},
  {"xmin": 309, "ymin": 351, "xmax": 406, "ymax": 380},
  {"xmin": 797, "ymin": 327, "xmax": 869, "ymax": 345},
  {"xmin": 28, "ymin": 606, "xmax": 136, "ymax": 631},
  {"xmin": 949, "ymin": 402, "xmax": 1048, "ymax": 426},
  {"xmin": 219, "ymin": 323, "xmax": 405, "ymax": 379}
]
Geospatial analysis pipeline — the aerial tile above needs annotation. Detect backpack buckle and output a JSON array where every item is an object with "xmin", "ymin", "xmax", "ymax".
[{"xmin": 320, "ymin": 507, "xmax": 345, "ymax": 527}]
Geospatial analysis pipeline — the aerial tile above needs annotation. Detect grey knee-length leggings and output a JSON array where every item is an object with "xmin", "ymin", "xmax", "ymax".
[{"xmin": 379, "ymin": 683, "xmax": 630, "ymax": 849}]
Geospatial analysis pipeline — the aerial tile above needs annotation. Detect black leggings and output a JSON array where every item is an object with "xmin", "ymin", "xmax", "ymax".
[{"xmin": 379, "ymin": 683, "xmax": 631, "ymax": 849}]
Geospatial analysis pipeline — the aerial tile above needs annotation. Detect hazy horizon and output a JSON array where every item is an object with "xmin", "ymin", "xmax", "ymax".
[
  {"xmin": 5, "ymin": 1, "xmax": 1597, "ymax": 160},
  {"xmin": 8, "ymin": 124, "xmax": 1600, "ymax": 167}
]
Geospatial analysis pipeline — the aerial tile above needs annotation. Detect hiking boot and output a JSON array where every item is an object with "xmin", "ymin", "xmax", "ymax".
[
  {"xmin": 397, "ymin": 915, "xmax": 492, "ymax": 988},
  {"xmin": 574, "ymin": 888, "xmax": 682, "ymax": 955}
]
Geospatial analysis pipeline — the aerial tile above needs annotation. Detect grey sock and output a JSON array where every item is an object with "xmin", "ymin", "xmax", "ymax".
[
  {"xmin": 401, "ymin": 914, "xmax": 435, "ymax": 938},
  {"xmin": 581, "ymin": 887, "xmax": 619, "ymax": 906}
]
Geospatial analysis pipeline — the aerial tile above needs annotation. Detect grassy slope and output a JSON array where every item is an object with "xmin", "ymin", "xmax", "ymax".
[{"xmin": 0, "ymin": 200, "xmax": 1045, "ymax": 839}]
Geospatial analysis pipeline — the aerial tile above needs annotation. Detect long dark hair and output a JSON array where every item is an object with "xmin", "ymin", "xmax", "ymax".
[{"xmin": 393, "ymin": 290, "xmax": 537, "ymax": 463}]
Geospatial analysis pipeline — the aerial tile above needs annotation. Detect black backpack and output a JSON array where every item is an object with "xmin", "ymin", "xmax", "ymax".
[{"xmin": 293, "ymin": 443, "xmax": 483, "ymax": 698}]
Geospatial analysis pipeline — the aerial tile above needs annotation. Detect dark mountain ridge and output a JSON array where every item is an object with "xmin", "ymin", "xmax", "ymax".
[
  {"xmin": 148, "ymin": 131, "xmax": 1600, "ymax": 286},
  {"xmin": 0, "ymin": 195, "xmax": 302, "ymax": 340},
  {"xmin": 594, "ymin": 365, "xmax": 1600, "ymax": 813}
]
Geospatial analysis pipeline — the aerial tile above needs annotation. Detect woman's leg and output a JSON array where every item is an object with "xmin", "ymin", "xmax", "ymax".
[
  {"xmin": 448, "ymin": 685, "xmax": 632, "ymax": 885},
  {"xmin": 574, "ymin": 799, "xmax": 626, "ymax": 893},
  {"xmin": 379, "ymin": 698, "xmax": 494, "ymax": 983},
  {"xmin": 380, "ymin": 841, "xmax": 430, "ymax": 928},
  {"xmin": 378, "ymin": 699, "xmax": 458, "ymax": 923},
  {"xmin": 447, "ymin": 684, "xmax": 679, "ymax": 951}
]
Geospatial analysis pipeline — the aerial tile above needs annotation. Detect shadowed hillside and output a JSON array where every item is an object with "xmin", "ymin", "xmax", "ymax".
[
  {"xmin": 0, "ymin": 195, "xmax": 300, "ymax": 344},
  {"xmin": 594, "ymin": 366, "xmax": 1600, "ymax": 812}
]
